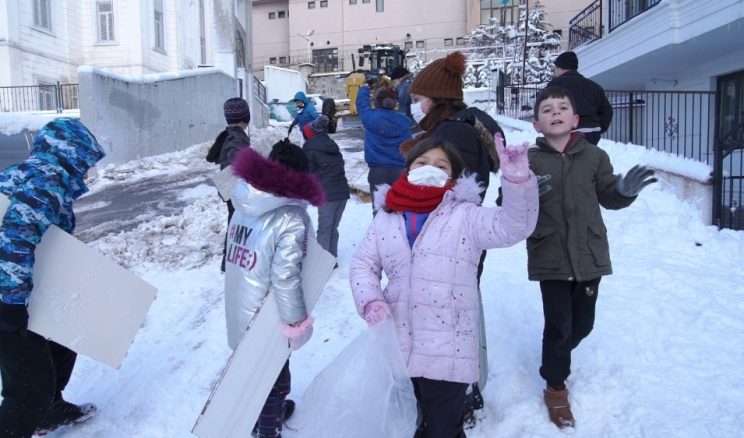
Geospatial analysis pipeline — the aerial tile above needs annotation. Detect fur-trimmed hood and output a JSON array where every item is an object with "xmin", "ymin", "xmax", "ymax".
[
  {"xmin": 373, "ymin": 172, "xmax": 484, "ymax": 211},
  {"xmin": 232, "ymin": 147, "xmax": 325, "ymax": 207}
]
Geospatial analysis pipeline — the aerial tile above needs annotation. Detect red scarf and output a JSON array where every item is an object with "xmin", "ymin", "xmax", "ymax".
[{"xmin": 385, "ymin": 174, "xmax": 453, "ymax": 213}]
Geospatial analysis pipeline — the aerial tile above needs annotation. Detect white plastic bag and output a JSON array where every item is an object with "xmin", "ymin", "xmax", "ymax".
[{"xmin": 298, "ymin": 319, "xmax": 417, "ymax": 437}]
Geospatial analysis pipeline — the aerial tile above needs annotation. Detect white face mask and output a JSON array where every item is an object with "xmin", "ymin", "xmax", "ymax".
[
  {"xmin": 408, "ymin": 165, "xmax": 449, "ymax": 187},
  {"xmin": 410, "ymin": 102, "xmax": 426, "ymax": 124}
]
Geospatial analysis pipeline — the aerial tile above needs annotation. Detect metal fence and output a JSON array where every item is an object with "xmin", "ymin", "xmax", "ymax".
[
  {"xmin": 608, "ymin": 0, "xmax": 662, "ymax": 32},
  {"xmin": 0, "ymin": 83, "xmax": 79, "ymax": 113},
  {"xmin": 501, "ymin": 85, "xmax": 715, "ymax": 164}
]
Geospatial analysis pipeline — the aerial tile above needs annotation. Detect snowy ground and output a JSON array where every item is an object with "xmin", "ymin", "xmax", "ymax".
[{"xmin": 20, "ymin": 118, "xmax": 744, "ymax": 437}]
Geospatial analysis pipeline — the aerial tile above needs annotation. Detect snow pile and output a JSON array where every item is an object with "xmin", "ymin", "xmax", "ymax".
[{"xmin": 0, "ymin": 111, "xmax": 79, "ymax": 136}]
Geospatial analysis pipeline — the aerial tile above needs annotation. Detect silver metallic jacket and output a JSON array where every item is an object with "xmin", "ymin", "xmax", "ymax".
[{"xmin": 224, "ymin": 180, "xmax": 314, "ymax": 350}]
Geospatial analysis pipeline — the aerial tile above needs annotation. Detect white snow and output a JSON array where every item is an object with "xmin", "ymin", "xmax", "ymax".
[
  {"xmin": 0, "ymin": 111, "xmax": 79, "ymax": 136},
  {"xmin": 16, "ymin": 119, "xmax": 744, "ymax": 437},
  {"xmin": 0, "ymin": 3, "xmax": 728, "ymax": 428}
]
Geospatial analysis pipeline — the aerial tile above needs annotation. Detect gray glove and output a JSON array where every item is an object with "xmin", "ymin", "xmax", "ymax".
[
  {"xmin": 616, "ymin": 165, "xmax": 657, "ymax": 197},
  {"xmin": 537, "ymin": 174, "xmax": 552, "ymax": 197}
]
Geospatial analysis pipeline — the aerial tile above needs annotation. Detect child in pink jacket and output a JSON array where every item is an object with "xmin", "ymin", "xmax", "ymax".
[{"xmin": 350, "ymin": 136, "xmax": 539, "ymax": 437}]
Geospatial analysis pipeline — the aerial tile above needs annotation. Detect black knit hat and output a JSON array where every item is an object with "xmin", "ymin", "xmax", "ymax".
[
  {"xmin": 269, "ymin": 138, "xmax": 309, "ymax": 172},
  {"xmin": 374, "ymin": 86, "xmax": 397, "ymax": 109},
  {"xmin": 223, "ymin": 97, "xmax": 251, "ymax": 125},
  {"xmin": 390, "ymin": 66, "xmax": 410, "ymax": 81},
  {"xmin": 554, "ymin": 51, "xmax": 579, "ymax": 70}
]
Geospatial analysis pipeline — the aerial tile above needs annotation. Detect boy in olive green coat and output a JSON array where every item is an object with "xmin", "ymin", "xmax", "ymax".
[{"xmin": 527, "ymin": 86, "xmax": 656, "ymax": 430}]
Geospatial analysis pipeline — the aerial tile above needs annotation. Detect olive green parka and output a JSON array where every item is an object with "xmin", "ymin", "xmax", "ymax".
[{"xmin": 526, "ymin": 135, "xmax": 635, "ymax": 282}]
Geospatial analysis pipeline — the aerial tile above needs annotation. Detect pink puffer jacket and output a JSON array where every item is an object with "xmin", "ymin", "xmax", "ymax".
[{"xmin": 350, "ymin": 173, "xmax": 538, "ymax": 384}]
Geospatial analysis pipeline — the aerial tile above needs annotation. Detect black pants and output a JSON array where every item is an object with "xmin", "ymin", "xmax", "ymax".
[
  {"xmin": 221, "ymin": 200, "xmax": 235, "ymax": 272},
  {"xmin": 0, "ymin": 330, "xmax": 77, "ymax": 438},
  {"xmin": 539, "ymin": 278, "xmax": 601, "ymax": 388},
  {"xmin": 367, "ymin": 166, "xmax": 403, "ymax": 215},
  {"xmin": 256, "ymin": 360, "xmax": 291, "ymax": 438},
  {"xmin": 411, "ymin": 377, "xmax": 468, "ymax": 438}
]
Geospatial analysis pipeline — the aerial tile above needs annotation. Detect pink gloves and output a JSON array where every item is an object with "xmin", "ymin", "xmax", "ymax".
[
  {"xmin": 283, "ymin": 315, "xmax": 314, "ymax": 350},
  {"xmin": 495, "ymin": 134, "xmax": 531, "ymax": 184},
  {"xmin": 363, "ymin": 301, "xmax": 391, "ymax": 326}
]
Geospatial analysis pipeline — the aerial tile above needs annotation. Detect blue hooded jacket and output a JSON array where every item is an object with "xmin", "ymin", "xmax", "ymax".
[
  {"xmin": 357, "ymin": 86, "xmax": 412, "ymax": 168},
  {"xmin": 293, "ymin": 91, "xmax": 319, "ymax": 130},
  {"xmin": 0, "ymin": 118, "xmax": 106, "ymax": 304}
]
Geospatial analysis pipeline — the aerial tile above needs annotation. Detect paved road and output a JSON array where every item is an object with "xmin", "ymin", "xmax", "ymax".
[{"xmin": 74, "ymin": 117, "xmax": 366, "ymax": 243}]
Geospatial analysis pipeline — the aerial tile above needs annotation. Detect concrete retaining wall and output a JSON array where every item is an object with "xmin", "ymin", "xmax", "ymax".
[{"xmin": 78, "ymin": 67, "xmax": 237, "ymax": 165}]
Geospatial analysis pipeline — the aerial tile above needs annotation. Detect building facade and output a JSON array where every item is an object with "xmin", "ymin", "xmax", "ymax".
[
  {"xmin": 251, "ymin": 0, "xmax": 584, "ymax": 74},
  {"xmin": 0, "ymin": 0, "xmax": 252, "ymax": 86}
]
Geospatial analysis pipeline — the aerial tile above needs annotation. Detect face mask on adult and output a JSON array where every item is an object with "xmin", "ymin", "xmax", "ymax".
[
  {"xmin": 408, "ymin": 165, "xmax": 449, "ymax": 187},
  {"xmin": 410, "ymin": 102, "xmax": 426, "ymax": 124}
]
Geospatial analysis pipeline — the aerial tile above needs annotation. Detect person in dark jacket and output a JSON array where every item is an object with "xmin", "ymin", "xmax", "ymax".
[
  {"xmin": 0, "ymin": 118, "xmax": 105, "ymax": 437},
  {"xmin": 403, "ymin": 50, "xmax": 508, "ymax": 429},
  {"xmin": 390, "ymin": 66, "xmax": 414, "ymax": 124},
  {"xmin": 357, "ymin": 84, "xmax": 412, "ymax": 215},
  {"xmin": 528, "ymin": 86, "xmax": 656, "ymax": 430},
  {"xmin": 206, "ymin": 97, "xmax": 252, "ymax": 272},
  {"xmin": 547, "ymin": 51, "xmax": 613, "ymax": 145},
  {"xmin": 302, "ymin": 115, "xmax": 350, "ymax": 259},
  {"xmin": 289, "ymin": 91, "xmax": 319, "ymax": 138}
]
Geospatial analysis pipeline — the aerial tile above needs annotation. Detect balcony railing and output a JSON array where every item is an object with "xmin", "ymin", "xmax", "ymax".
[
  {"xmin": 0, "ymin": 83, "xmax": 78, "ymax": 113},
  {"xmin": 569, "ymin": 0, "xmax": 602, "ymax": 50},
  {"xmin": 608, "ymin": 0, "xmax": 662, "ymax": 32}
]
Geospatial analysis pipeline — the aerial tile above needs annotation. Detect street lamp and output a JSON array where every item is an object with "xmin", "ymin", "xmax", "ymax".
[{"xmin": 297, "ymin": 28, "xmax": 315, "ymax": 64}]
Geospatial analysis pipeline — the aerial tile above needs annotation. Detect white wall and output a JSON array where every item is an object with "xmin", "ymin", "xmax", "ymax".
[
  {"xmin": 78, "ymin": 67, "xmax": 237, "ymax": 164},
  {"xmin": 264, "ymin": 65, "xmax": 304, "ymax": 102}
]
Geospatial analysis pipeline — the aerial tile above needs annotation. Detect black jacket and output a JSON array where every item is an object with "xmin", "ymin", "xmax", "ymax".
[
  {"xmin": 548, "ymin": 71, "xmax": 613, "ymax": 133},
  {"xmin": 432, "ymin": 107, "xmax": 506, "ymax": 192},
  {"xmin": 207, "ymin": 126, "xmax": 251, "ymax": 170},
  {"xmin": 303, "ymin": 133, "xmax": 350, "ymax": 202}
]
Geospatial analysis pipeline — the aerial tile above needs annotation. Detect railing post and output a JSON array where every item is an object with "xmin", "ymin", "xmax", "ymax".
[
  {"xmin": 628, "ymin": 91, "xmax": 634, "ymax": 144},
  {"xmin": 56, "ymin": 81, "xmax": 62, "ymax": 114}
]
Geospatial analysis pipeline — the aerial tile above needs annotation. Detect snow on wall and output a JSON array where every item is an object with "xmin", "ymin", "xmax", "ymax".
[
  {"xmin": 78, "ymin": 66, "xmax": 237, "ymax": 165},
  {"xmin": 264, "ymin": 66, "xmax": 305, "ymax": 102}
]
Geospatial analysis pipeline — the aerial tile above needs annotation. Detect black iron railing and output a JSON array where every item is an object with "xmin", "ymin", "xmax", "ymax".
[
  {"xmin": 500, "ymin": 86, "xmax": 715, "ymax": 164},
  {"xmin": 608, "ymin": 0, "xmax": 662, "ymax": 32},
  {"xmin": 569, "ymin": 0, "xmax": 602, "ymax": 50},
  {"xmin": 252, "ymin": 75, "xmax": 267, "ymax": 104},
  {"xmin": 0, "ymin": 82, "xmax": 78, "ymax": 113}
]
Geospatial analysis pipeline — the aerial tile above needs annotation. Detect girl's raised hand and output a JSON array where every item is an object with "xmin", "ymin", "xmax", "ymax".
[{"xmin": 495, "ymin": 134, "xmax": 530, "ymax": 184}]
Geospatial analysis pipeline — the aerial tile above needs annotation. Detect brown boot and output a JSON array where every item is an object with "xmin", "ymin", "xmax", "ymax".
[{"xmin": 543, "ymin": 387, "xmax": 575, "ymax": 429}]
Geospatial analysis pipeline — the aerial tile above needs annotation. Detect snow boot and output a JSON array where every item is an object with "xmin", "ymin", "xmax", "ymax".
[
  {"xmin": 34, "ymin": 400, "xmax": 97, "ymax": 436},
  {"xmin": 543, "ymin": 387, "xmax": 575, "ymax": 429},
  {"xmin": 251, "ymin": 399, "xmax": 296, "ymax": 436},
  {"xmin": 462, "ymin": 382, "xmax": 484, "ymax": 430}
]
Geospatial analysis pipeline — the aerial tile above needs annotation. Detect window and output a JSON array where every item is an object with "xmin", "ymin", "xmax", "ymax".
[
  {"xmin": 308, "ymin": 1, "xmax": 315, "ymax": 9},
  {"xmin": 278, "ymin": 10, "xmax": 286, "ymax": 18},
  {"xmin": 320, "ymin": 0, "xmax": 328, "ymax": 7},
  {"xmin": 279, "ymin": 56, "xmax": 287, "ymax": 64},
  {"xmin": 270, "ymin": 57, "xmax": 277, "ymax": 64},
  {"xmin": 33, "ymin": 0, "xmax": 52, "ymax": 30},
  {"xmin": 456, "ymin": 37, "xmax": 465, "ymax": 46},
  {"xmin": 404, "ymin": 41, "xmax": 413, "ymax": 50},
  {"xmin": 312, "ymin": 48, "xmax": 339, "ymax": 73},
  {"xmin": 481, "ymin": 0, "xmax": 525, "ymax": 26},
  {"xmin": 444, "ymin": 38, "xmax": 453, "ymax": 46},
  {"xmin": 362, "ymin": 0, "xmax": 370, "ymax": 3},
  {"xmin": 416, "ymin": 40, "xmax": 425, "ymax": 48},
  {"xmin": 349, "ymin": 0, "xmax": 357, "ymax": 4},
  {"xmin": 235, "ymin": 32, "xmax": 245, "ymax": 68},
  {"xmin": 96, "ymin": 1, "xmax": 115, "ymax": 41},
  {"xmin": 154, "ymin": 0, "xmax": 165, "ymax": 50},
  {"xmin": 376, "ymin": 0, "xmax": 383, "ymax": 12},
  {"xmin": 269, "ymin": 12, "xmax": 276, "ymax": 19}
]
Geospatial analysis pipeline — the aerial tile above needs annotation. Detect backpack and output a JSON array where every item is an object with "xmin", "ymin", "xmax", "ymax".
[{"xmin": 321, "ymin": 98, "xmax": 338, "ymax": 134}]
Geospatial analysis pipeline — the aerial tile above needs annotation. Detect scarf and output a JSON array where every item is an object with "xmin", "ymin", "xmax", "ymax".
[{"xmin": 385, "ymin": 174, "xmax": 453, "ymax": 213}]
